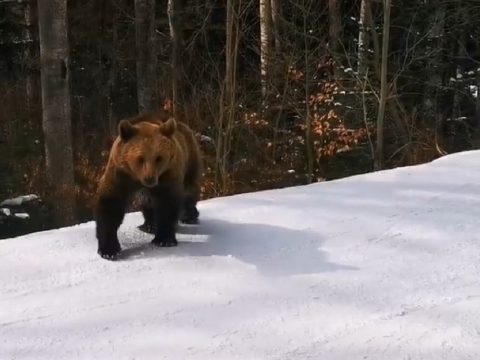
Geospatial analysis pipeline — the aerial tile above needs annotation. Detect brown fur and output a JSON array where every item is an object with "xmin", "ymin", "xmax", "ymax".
[
  {"xmin": 95, "ymin": 112, "xmax": 202, "ymax": 259},
  {"xmin": 99, "ymin": 115, "xmax": 200, "ymax": 194}
]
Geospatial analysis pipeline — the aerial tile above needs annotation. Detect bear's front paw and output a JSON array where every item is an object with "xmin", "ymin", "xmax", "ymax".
[
  {"xmin": 97, "ymin": 243, "xmax": 121, "ymax": 260},
  {"xmin": 152, "ymin": 235, "xmax": 178, "ymax": 247}
]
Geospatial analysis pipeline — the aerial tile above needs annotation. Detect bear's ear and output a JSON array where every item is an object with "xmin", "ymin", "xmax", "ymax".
[
  {"xmin": 160, "ymin": 118, "xmax": 177, "ymax": 138},
  {"xmin": 118, "ymin": 119, "xmax": 137, "ymax": 141}
]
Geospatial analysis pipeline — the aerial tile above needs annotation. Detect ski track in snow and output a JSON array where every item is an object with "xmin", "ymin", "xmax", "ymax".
[{"xmin": 2, "ymin": 151, "xmax": 480, "ymax": 359}]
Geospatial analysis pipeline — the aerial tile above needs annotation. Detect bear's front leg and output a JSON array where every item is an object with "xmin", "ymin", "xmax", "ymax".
[
  {"xmin": 95, "ymin": 196, "xmax": 126, "ymax": 259},
  {"xmin": 150, "ymin": 185, "xmax": 182, "ymax": 247}
]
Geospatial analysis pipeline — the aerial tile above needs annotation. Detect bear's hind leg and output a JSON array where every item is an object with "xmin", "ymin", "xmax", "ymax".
[
  {"xmin": 180, "ymin": 192, "xmax": 199, "ymax": 224},
  {"xmin": 180, "ymin": 171, "xmax": 201, "ymax": 224}
]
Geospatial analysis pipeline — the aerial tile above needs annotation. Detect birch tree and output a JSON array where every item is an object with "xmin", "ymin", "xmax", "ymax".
[
  {"xmin": 260, "ymin": 0, "xmax": 273, "ymax": 102},
  {"xmin": 357, "ymin": 0, "xmax": 369, "ymax": 79}
]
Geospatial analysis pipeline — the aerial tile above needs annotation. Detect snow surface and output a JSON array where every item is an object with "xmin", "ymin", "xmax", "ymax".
[
  {"xmin": 0, "ymin": 194, "xmax": 38, "ymax": 207},
  {"xmin": 2, "ymin": 151, "xmax": 480, "ymax": 359},
  {"xmin": 13, "ymin": 213, "xmax": 30, "ymax": 220},
  {"xmin": 0, "ymin": 208, "xmax": 11, "ymax": 217}
]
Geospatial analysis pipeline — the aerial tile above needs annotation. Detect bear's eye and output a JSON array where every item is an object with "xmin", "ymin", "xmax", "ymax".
[
  {"xmin": 155, "ymin": 156, "xmax": 163, "ymax": 163},
  {"xmin": 137, "ymin": 156, "xmax": 145, "ymax": 165}
]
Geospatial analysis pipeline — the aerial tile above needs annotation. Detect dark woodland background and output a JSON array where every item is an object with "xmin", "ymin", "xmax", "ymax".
[{"xmin": 1, "ymin": 0, "xmax": 480, "ymax": 234}]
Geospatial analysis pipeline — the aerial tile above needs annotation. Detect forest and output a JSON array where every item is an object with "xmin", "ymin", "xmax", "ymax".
[{"xmin": 1, "ymin": 0, "xmax": 480, "ymax": 232}]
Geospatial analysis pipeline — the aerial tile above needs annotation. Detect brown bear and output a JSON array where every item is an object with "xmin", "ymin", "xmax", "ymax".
[{"xmin": 95, "ymin": 112, "xmax": 202, "ymax": 260}]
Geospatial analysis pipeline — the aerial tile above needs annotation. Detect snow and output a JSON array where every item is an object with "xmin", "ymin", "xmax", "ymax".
[
  {"xmin": 470, "ymin": 85, "xmax": 478, "ymax": 98},
  {"xmin": 2, "ymin": 151, "xmax": 480, "ymax": 359},
  {"xmin": 0, "ymin": 194, "xmax": 38, "ymax": 207},
  {"xmin": 0, "ymin": 208, "xmax": 11, "ymax": 217}
]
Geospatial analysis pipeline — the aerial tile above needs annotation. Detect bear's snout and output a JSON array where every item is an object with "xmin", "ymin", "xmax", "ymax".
[{"xmin": 142, "ymin": 176, "xmax": 158, "ymax": 187}]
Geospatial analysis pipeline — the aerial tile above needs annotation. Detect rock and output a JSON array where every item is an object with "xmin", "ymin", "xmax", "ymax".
[
  {"xmin": 0, "ymin": 194, "xmax": 39, "ymax": 207},
  {"xmin": 0, "ymin": 194, "xmax": 51, "ymax": 239}
]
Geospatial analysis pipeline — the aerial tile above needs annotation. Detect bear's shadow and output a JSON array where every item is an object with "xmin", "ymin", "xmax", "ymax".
[{"xmin": 118, "ymin": 219, "xmax": 356, "ymax": 277}]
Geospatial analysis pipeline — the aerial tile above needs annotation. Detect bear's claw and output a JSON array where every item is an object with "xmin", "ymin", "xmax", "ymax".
[
  {"xmin": 152, "ymin": 237, "xmax": 178, "ymax": 247},
  {"xmin": 97, "ymin": 243, "xmax": 121, "ymax": 260},
  {"xmin": 98, "ymin": 250, "xmax": 120, "ymax": 260}
]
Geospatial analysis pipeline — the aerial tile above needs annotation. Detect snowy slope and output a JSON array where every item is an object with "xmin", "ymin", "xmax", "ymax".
[{"xmin": 2, "ymin": 151, "xmax": 480, "ymax": 360}]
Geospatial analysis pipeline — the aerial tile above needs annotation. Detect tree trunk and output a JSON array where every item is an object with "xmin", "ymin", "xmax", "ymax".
[
  {"xmin": 24, "ymin": 0, "xmax": 37, "ymax": 111},
  {"xmin": 215, "ymin": 0, "xmax": 240, "ymax": 195},
  {"xmin": 271, "ymin": 0, "xmax": 282, "ymax": 55},
  {"xmin": 476, "ymin": 71, "xmax": 480, "ymax": 127},
  {"xmin": 452, "ymin": 3, "xmax": 467, "ymax": 121},
  {"xmin": 303, "ymin": 0, "xmax": 314, "ymax": 182},
  {"xmin": 328, "ymin": 0, "xmax": 342, "ymax": 68},
  {"xmin": 260, "ymin": 0, "xmax": 273, "ymax": 103},
  {"xmin": 135, "ymin": 0, "xmax": 158, "ymax": 113},
  {"xmin": 168, "ymin": 0, "xmax": 183, "ymax": 118},
  {"xmin": 423, "ymin": 1, "xmax": 445, "ymax": 109},
  {"xmin": 37, "ymin": 0, "xmax": 75, "ymax": 225},
  {"xmin": 357, "ymin": 0, "xmax": 369, "ymax": 80},
  {"xmin": 374, "ymin": 0, "xmax": 391, "ymax": 171}
]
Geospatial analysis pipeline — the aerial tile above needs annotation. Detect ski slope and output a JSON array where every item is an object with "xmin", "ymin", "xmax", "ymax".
[{"xmin": 2, "ymin": 151, "xmax": 480, "ymax": 359}]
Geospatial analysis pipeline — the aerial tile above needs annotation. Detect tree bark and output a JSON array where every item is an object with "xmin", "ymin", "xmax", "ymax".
[
  {"xmin": 24, "ymin": 0, "xmax": 37, "ymax": 111},
  {"xmin": 215, "ymin": 0, "xmax": 240, "ymax": 194},
  {"xmin": 303, "ymin": 0, "xmax": 314, "ymax": 182},
  {"xmin": 357, "ymin": 0, "xmax": 369, "ymax": 80},
  {"xmin": 37, "ymin": 0, "xmax": 75, "ymax": 225},
  {"xmin": 168, "ymin": 0, "xmax": 184, "ymax": 118},
  {"xmin": 423, "ymin": 1, "xmax": 445, "ymax": 110},
  {"xmin": 476, "ymin": 71, "xmax": 480, "ymax": 127},
  {"xmin": 270, "ymin": 0, "xmax": 282, "ymax": 55},
  {"xmin": 328, "ymin": 0, "xmax": 342, "ymax": 67},
  {"xmin": 135, "ymin": 0, "xmax": 158, "ymax": 113},
  {"xmin": 374, "ymin": 0, "xmax": 391, "ymax": 171},
  {"xmin": 260, "ymin": 0, "xmax": 273, "ymax": 103}
]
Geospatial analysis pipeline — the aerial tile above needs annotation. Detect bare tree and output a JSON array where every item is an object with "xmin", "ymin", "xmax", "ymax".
[
  {"xmin": 302, "ymin": 0, "xmax": 314, "ymax": 181},
  {"xmin": 23, "ymin": 0, "xmax": 37, "ymax": 111},
  {"xmin": 167, "ymin": 0, "xmax": 184, "ymax": 117},
  {"xmin": 357, "ymin": 0, "xmax": 369, "ymax": 79},
  {"xmin": 425, "ymin": 0, "xmax": 447, "ymax": 150},
  {"xmin": 260, "ymin": 0, "xmax": 273, "ymax": 102},
  {"xmin": 476, "ymin": 71, "xmax": 480, "ymax": 126},
  {"xmin": 37, "ymin": 0, "xmax": 75, "ymax": 224},
  {"xmin": 374, "ymin": 0, "xmax": 391, "ymax": 170},
  {"xmin": 271, "ymin": 0, "xmax": 282, "ymax": 54},
  {"xmin": 328, "ymin": 0, "xmax": 342, "ymax": 66},
  {"xmin": 135, "ymin": 0, "xmax": 158, "ymax": 113},
  {"xmin": 215, "ymin": 0, "xmax": 241, "ymax": 194}
]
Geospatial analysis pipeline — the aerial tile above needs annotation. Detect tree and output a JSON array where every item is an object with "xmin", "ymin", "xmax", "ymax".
[
  {"xmin": 23, "ymin": 0, "xmax": 37, "ymax": 111},
  {"xmin": 270, "ymin": 0, "xmax": 282, "ymax": 55},
  {"xmin": 168, "ymin": 0, "xmax": 185, "ymax": 118},
  {"xmin": 260, "ymin": 0, "xmax": 273, "ymax": 102},
  {"xmin": 215, "ymin": 0, "xmax": 240, "ymax": 194},
  {"xmin": 328, "ymin": 0, "xmax": 342, "ymax": 67},
  {"xmin": 135, "ymin": 0, "xmax": 158, "ymax": 113},
  {"xmin": 37, "ymin": 0, "xmax": 75, "ymax": 225},
  {"xmin": 374, "ymin": 0, "xmax": 391, "ymax": 170},
  {"xmin": 357, "ymin": 0, "xmax": 369, "ymax": 80}
]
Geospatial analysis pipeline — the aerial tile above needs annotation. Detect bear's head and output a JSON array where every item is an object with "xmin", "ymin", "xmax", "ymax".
[{"xmin": 116, "ymin": 118, "xmax": 177, "ymax": 187}]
